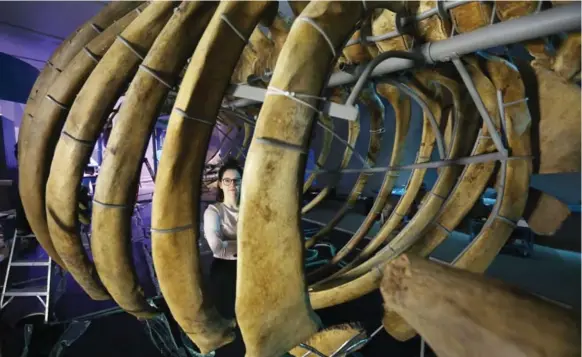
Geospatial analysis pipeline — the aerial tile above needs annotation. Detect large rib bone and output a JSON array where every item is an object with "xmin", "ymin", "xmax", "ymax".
[
  {"xmin": 410, "ymin": 61, "xmax": 502, "ymax": 258},
  {"xmin": 333, "ymin": 72, "xmax": 476, "ymax": 284},
  {"xmin": 17, "ymin": 1, "xmax": 142, "ymax": 269},
  {"xmin": 380, "ymin": 254, "xmax": 581, "ymax": 357},
  {"xmin": 91, "ymin": 1, "xmax": 217, "ymax": 319},
  {"xmin": 387, "ymin": 55, "xmax": 528, "ymax": 340},
  {"xmin": 237, "ymin": 2, "xmax": 390, "ymax": 356},
  {"xmin": 452, "ymin": 55, "xmax": 532, "ymax": 272},
  {"xmin": 46, "ymin": 1, "xmax": 175, "ymax": 300},
  {"xmin": 151, "ymin": 1, "xmax": 272, "ymax": 353},
  {"xmin": 311, "ymin": 80, "xmax": 441, "ymax": 290}
]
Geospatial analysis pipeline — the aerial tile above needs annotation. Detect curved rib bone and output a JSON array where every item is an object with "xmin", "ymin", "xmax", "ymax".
[
  {"xmin": 237, "ymin": 2, "xmax": 380, "ymax": 356},
  {"xmin": 18, "ymin": 1, "xmax": 142, "ymax": 269},
  {"xmin": 91, "ymin": 1, "xmax": 217, "ymax": 319},
  {"xmin": 46, "ymin": 1, "xmax": 176, "ymax": 300},
  {"xmin": 152, "ymin": 1, "xmax": 273, "ymax": 353}
]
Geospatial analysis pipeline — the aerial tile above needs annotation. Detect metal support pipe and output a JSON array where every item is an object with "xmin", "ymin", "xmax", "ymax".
[
  {"xmin": 384, "ymin": 79, "xmax": 446, "ymax": 159},
  {"xmin": 345, "ymin": 51, "xmax": 422, "ymax": 106},
  {"xmin": 328, "ymin": 3, "xmax": 581, "ymax": 87},
  {"xmin": 226, "ymin": 3, "xmax": 581, "ymax": 108}
]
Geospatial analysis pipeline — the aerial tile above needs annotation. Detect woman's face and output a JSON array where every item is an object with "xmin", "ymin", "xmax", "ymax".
[{"xmin": 220, "ymin": 169, "xmax": 242, "ymax": 201}]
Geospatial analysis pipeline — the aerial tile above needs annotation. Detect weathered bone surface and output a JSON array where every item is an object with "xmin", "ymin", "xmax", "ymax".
[
  {"xmin": 524, "ymin": 188, "xmax": 571, "ymax": 236},
  {"xmin": 152, "ymin": 2, "xmax": 272, "ymax": 354},
  {"xmin": 288, "ymin": 324, "xmax": 367, "ymax": 357},
  {"xmin": 380, "ymin": 254, "xmax": 581, "ymax": 357},
  {"xmin": 532, "ymin": 63, "xmax": 581, "ymax": 174},
  {"xmin": 91, "ymin": 1, "xmax": 217, "ymax": 319},
  {"xmin": 18, "ymin": 1, "xmax": 142, "ymax": 270},
  {"xmin": 46, "ymin": 1, "xmax": 176, "ymax": 301},
  {"xmin": 237, "ymin": 2, "xmax": 378, "ymax": 356}
]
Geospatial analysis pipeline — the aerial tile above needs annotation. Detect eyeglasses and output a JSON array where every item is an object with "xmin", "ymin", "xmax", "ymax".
[{"xmin": 221, "ymin": 178, "xmax": 241, "ymax": 186}]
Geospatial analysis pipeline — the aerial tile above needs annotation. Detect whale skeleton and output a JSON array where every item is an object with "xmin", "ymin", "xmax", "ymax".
[{"xmin": 17, "ymin": 1, "xmax": 580, "ymax": 356}]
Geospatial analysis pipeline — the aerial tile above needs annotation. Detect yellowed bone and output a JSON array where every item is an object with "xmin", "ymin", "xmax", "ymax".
[
  {"xmin": 289, "ymin": 324, "xmax": 367, "ymax": 357},
  {"xmin": 380, "ymin": 254, "xmax": 581, "ymax": 357}
]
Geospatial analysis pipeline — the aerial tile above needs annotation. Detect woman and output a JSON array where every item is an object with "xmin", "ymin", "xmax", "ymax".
[{"xmin": 203, "ymin": 158, "xmax": 242, "ymax": 319}]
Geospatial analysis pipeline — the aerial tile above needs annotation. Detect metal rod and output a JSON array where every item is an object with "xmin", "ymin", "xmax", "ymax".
[
  {"xmin": 327, "ymin": 3, "xmax": 581, "ymax": 87},
  {"xmin": 384, "ymin": 79, "xmax": 446, "ymax": 159},
  {"xmin": 345, "ymin": 51, "xmax": 422, "ymax": 106},
  {"xmin": 306, "ymin": 151, "xmax": 512, "ymax": 174},
  {"xmin": 452, "ymin": 58, "xmax": 507, "ymax": 155},
  {"xmin": 151, "ymin": 129, "xmax": 158, "ymax": 174},
  {"xmin": 226, "ymin": 4, "xmax": 580, "ymax": 110}
]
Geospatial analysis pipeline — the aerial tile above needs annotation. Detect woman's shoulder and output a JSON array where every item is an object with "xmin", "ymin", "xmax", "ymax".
[{"xmin": 205, "ymin": 203, "xmax": 223, "ymax": 216}]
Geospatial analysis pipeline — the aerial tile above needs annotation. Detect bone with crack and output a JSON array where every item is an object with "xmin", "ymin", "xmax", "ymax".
[
  {"xmin": 90, "ymin": 1, "xmax": 217, "ymax": 319},
  {"xmin": 18, "ymin": 1, "xmax": 143, "ymax": 271}
]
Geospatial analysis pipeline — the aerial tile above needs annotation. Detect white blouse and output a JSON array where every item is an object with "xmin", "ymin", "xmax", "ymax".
[{"xmin": 203, "ymin": 203, "xmax": 238, "ymax": 260}]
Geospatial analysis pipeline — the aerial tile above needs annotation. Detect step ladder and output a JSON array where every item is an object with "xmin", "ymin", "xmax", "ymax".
[{"xmin": 0, "ymin": 231, "xmax": 52, "ymax": 323}]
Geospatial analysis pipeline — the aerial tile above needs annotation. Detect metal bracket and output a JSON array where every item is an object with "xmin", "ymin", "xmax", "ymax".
[{"xmin": 225, "ymin": 84, "xmax": 359, "ymax": 121}]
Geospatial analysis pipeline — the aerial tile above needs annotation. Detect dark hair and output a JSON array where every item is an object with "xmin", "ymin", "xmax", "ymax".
[{"xmin": 216, "ymin": 157, "xmax": 243, "ymax": 202}]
